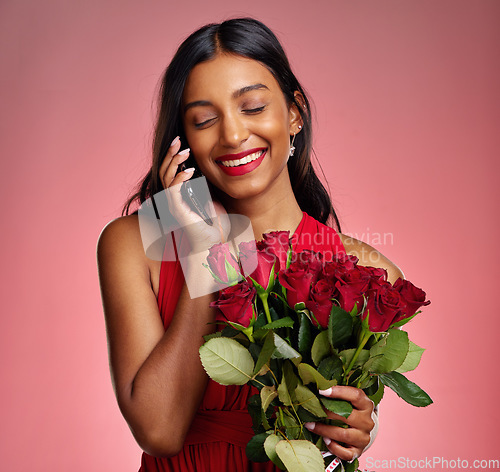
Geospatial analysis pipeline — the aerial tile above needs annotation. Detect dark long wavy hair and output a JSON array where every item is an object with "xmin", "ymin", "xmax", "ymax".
[{"xmin": 122, "ymin": 17, "xmax": 341, "ymax": 231}]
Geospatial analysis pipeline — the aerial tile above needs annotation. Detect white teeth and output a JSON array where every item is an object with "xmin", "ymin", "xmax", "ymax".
[{"xmin": 219, "ymin": 150, "xmax": 264, "ymax": 167}]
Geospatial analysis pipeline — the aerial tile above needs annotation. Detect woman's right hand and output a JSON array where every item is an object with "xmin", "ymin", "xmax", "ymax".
[{"xmin": 159, "ymin": 136, "xmax": 230, "ymax": 253}]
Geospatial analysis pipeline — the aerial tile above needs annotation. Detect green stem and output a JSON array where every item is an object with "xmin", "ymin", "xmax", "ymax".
[
  {"xmin": 344, "ymin": 330, "xmax": 372, "ymax": 383},
  {"xmin": 262, "ymin": 294, "xmax": 272, "ymax": 324}
]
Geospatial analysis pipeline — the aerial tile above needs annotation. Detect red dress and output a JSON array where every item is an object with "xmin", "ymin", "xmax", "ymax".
[{"xmin": 139, "ymin": 211, "xmax": 346, "ymax": 471}]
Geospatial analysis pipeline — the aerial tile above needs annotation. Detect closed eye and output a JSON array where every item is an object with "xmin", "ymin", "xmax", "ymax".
[
  {"xmin": 243, "ymin": 105, "xmax": 266, "ymax": 114},
  {"xmin": 194, "ymin": 117, "xmax": 216, "ymax": 129}
]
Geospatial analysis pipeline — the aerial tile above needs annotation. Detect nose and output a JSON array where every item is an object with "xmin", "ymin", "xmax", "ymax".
[{"xmin": 218, "ymin": 113, "xmax": 249, "ymax": 149}]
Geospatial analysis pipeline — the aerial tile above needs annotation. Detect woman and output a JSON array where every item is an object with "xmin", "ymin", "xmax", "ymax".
[{"xmin": 97, "ymin": 18, "xmax": 403, "ymax": 471}]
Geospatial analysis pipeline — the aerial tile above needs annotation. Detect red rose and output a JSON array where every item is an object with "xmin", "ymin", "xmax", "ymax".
[
  {"xmin": 279, "ymin": 253, "xmax": 323, "ymax": 309},
  {"xmin": 278, "ymin": 262, "xmax": 312, "ymax": 308},
  {"xmin": 332, "ymin": 253, "xmax": 359, "ymax": 272},
  {"xmin": 321, "ymin": 253, "xmax": 359, "ymax": 284},
  {"xmin": 363, "ymin": 280, "xmax": 405, "ymax": 332},
  {"xmin": 392, "ymin": 278, "xmax": 430, "ymax": 323},
  {"xmin": 206, "ymin": 242, "xmax": 241, "ymax": 285},
  {"xmin": 210, "ymin": 280, "xmax": 256, "ymax": 327},
  {"xmin": 331, "ymin": 265, "xmax": 370, "ymax": 313},
  {"xmin": 290, "ymin": 250, "xmax": 324, "ymax": 276},
  {"xmin": 258, "ymin": 231, "xmax": 291, "ymax": 273},
  {"xmin": 238, "ymin": 240, "xmax": 277, "ymax": 290},
  {"xmin": 305, "ymin": 278, "xmax": 336, "ymax": 328},
  {"xmin": 358, "ymin": 265, "xmax": 388, "ymax": 281}
]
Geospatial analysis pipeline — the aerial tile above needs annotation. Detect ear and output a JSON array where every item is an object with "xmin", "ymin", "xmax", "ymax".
[{"xmin": 288, "ymin": 91, "xmax": 305, "ymax": 135}]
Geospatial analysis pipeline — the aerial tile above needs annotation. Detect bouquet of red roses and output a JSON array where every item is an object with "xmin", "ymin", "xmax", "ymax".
[{"xmin": 199, "ymin": 231, "xmax": 431, "ymax": 472}]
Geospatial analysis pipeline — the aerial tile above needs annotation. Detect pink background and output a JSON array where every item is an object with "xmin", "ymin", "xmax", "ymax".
[{"xmin": 1, "ymin": 0, "xmax": 499, "ymax": 470}]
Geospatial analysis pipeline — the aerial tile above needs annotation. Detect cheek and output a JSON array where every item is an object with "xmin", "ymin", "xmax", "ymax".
[
  {"xmin": 259, "ymin": 113, "xmax": 290, "ymax": 148},
  {"xmin": 183, "ymin": 129, "xmax": 212, "ymax": 165}
]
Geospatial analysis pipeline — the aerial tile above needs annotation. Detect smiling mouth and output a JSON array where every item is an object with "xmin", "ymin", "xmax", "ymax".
[{"xmin": 217, "ymin": 149, "xmax": 266, "ymax": 168}]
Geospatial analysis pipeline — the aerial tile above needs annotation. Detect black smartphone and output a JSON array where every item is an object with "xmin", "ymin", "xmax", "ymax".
[{"xmin": 179, "ymin": 159, "xmax": 214, "ymax": 226}]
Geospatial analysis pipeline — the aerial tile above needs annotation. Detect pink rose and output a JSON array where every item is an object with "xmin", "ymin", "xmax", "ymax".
[{"xmin": 206, "ymin": 242, "xmax": 241, "ymax": 285}]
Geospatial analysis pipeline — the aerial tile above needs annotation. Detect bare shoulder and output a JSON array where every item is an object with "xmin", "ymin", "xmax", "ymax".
[
  {"xmin": 337, "ymin": 233, "xmax": 405, "ymax": 284},
  {"xmin": 96, "ymin": 214, "xmax": 142, "ymax": 260}
]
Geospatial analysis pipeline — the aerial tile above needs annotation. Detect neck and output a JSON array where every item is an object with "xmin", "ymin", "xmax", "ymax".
[{"xmin": 219, "ymin": 171, "xmax": 304, "ymax": 241}]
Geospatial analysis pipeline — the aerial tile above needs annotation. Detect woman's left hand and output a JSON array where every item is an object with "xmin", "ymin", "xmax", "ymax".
[{"xmin": 304, "ymin": 385, "xmax": 377, "ymax": 462}]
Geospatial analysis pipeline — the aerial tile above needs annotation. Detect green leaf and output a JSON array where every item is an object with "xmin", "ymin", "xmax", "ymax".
[
  {"xmin": 318, "ymin": 355, "xmax": 344, "ymax": 383},
  {"xmin": 264, "ymin": 434, "xmax": 286, "ymax": 470},
  {"xmin": 311, "ymin": 330, "xmax": 331, "ymax": 366},
  {"xmin": 297, "ymin": 406, "xmax": 323, "ymax": 423},
  {"xmin": 366, "ymin": 378, "xmax": 385, "ymax": 406},
  {"xmin": 220, "ymin": 325, "xmax": 241, "ymax": 337},
  {"xmin": 282, "ymin": 411, "xmax": 301, "ymax": 439},
  {"xmin": 396, "ymin": 341, "xmax": 425, "ymax": 373},
  {"xmin": 380, "ymin": 371, "xmax": 433, "ymax": 407},
  {"xmin": 278, "ymin": 362, "xmax": 298, "ymax": 407},
  {"xmin": 277, "ymin": 378, "xmax": 292, "ymax": 406},
  {"xmin": 390, "ymin": 311, "xmax": 420, "ymax": 328},
  {"xmin": 328, "ymin": 305, "xmax": 353, "ymax": 348},
  {"xmin": 260, "ymin": 385, "xmax": 278, "ymax": 412},
  {"xmin": 249, "ymin": 275, "xmax": 267, "ymax": 297},
  {"xmin": 272, "ymin": 333, "xmax": 302, "ymax": 365},
  {"xmin": 275, "ymin": 439, "xmax": 325, "ymax": 472},
  {"xmin": 253, "ymin": 332, "xmax": 276, "ymax": 375},
  {"xmin": 294, "ymin": 302, "xmax": 306, "ymax": 311},
  {"xmin": 283, "ymin": 360, "xmax": 299, "ymax": 396},
  {"xmin": 294, "ymin": 384, "xmax": 327, "ymax": 418},
  {"xmin": 320, "ymin": 398, "xmax": 353, "ymax": 419},
  {"xmin": 339, "ymin": 348, "xmax": 370, "ymax": 370},
  {"xmin": 253, "ymin": 311, "xmax": 268, "ymax": 330},
  {"xmin": 298, "ymin": 313, "xmax": 312, "ymax": 353},
  {"xmin": 203, "ymin": 331, "xmax": 222, "ymax": 342},
  {"xmin": 262, "ymin": 317, "xmax": 295, "ymax": 329},
  {"xmin": 245, "ymin": 432, "xmax": 270, "ymax": 462},
  {"xmin": 224, "ymin": 257, "xmax": 243, "ymax": 285},
  {"xmin": 227, "ymin": 320, "xmax": 249, "ymax": 331},
  {"xmin": 297, "ymin": 363, "xmax": 337, "ymax": 390},
  {"xmin": 344, "ymin": 458, "xmax": 360, "ymax": 472},
  {"xmin": 247, "ymin": 394, "xmax": 263, "ymax": 432},
  {"xmin": 269, "ymin": 306, "xmax": 280, "ymax": 322},
  {"xmin": 365, "ymin": 329, "xmax": 409, "ymax": 374},
  {"xmin": 199, "ymin": 338, "xmax": 255, "ymax": 385}
]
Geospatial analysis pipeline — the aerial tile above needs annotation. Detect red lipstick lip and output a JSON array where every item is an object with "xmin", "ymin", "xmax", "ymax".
[
  {"xmin": 216, "ymin": 149, "xmax": 266, "ymax": 177},
  {"xmin": 215, "ymin": 147, "xmax": 267, "ymax": 162}
]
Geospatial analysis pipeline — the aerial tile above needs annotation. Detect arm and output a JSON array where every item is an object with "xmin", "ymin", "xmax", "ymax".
[{"xmin": 97, "ymin": 215, "xmax": 217, "ymax": 457}]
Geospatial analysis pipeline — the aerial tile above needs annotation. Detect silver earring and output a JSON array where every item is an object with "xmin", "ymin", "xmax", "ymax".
[
  {"xmin": 289, "ymin": 125, "xmax": 302, "ymax": 157},
  {"xmin": 289, "ymin": 134, "xmax": 296, "ymax": 157}
]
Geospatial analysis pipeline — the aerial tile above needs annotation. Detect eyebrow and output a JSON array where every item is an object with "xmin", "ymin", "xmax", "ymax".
[{"xmin": 183, "ymin": 83, "xmax": 270, "ymax": 113}]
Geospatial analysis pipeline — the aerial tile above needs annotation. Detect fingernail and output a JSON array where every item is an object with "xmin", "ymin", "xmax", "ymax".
[
  {"xmin": 304, "ymin": 422, "xmax": 315, "ymax": 431},
  {"xmin": 319, "ymin": 387, "xmax": 333, "ymax": 396},
  {"xmin": 348, "ymin": 452, "xmax": 359, "ymax": 463},
  {"xmin": 323, "ymin": 437, "xmax": 331, "ymax": 446},
  {"xmin": 178, "ymin": 148, "xmax": 190, "ymax": 155},
  {"xmin": 170, "ymin": 136, "xmax": 180, "ymax": 147},
  {"xmin": 183, "ymin": 167, "xmax": 195, "ymax": 173}
]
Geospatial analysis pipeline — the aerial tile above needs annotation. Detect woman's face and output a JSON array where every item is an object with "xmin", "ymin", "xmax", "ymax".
[{"xmin": 181, "ymin": 53, "xmax": 301, "ymax": 201}]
